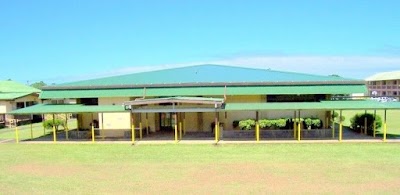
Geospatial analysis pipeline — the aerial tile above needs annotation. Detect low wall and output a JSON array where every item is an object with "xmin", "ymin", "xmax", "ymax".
[{"xmin": 223, "ymin": 129, "xmax": 332, "ymax": 139}]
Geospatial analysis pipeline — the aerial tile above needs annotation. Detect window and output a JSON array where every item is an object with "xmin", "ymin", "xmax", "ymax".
[
  {"xmin": 51, "ymin": 100, "xmax": 64, "ymax": 104},
  {"xmin": 394, "ymin": 91, "xmax": 398, "ymax": 96},
  {"xmin": 382, "ymin": 91, "xmax": 387, "ymax": 96},
  {"xmin": 26, "ymin": 101, "xmax": 36, "ymax": 107},
  {"xmin": 394, "ymin": 80, "xmax": 398, "ymax": 85},
  {"xmin": 371, "ymin": 81, "xmax": 377, "ymax": 85},
  {"xmin": 383, "ymin": 81, "xmax": 387, "ymax": 85},
  {"xmin": 266, "ymin": 94, "xmax": 326, "ymax": 102},
  {"xmin": 0, "ymin": 114, "xmax": 5, "ymax": 122},
  {"xmin": 16, "ymin": 102, "xmax": 25, "ymax": 109},
  {"xmin": 80, "ymin": 98, "xmax": 98, "ymax": 105}
]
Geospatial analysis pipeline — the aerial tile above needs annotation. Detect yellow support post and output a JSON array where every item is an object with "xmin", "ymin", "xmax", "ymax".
[
  {"xmin": 52, "ymin": 125, "xmax": 57, "ymax": 143},
  {"xmin": 297, "ymin": 111, "xmax": 301, "ymax": 141},
  {"xmin": 146, "ymin": 117, "xmax": 149, "ymax": 135},
  {"xmin": 174, "ymin": 124, "xmax": 178, "ymax": 143},
  {"xmin": 65, "ymin": 114, "xmax": 69, "ymax": 140},
  {"xmin": 100, "ymin": 113, "xmax": 104, "ymax": 140},
  {"xmin": 139, "ymin": 122, "xmax": 143, "ymax": 140},
  {"xmin": 256, "ymin": 122, "xmax": 260, "ymax": 142},
  {"xmin": 217, "ymin": 122, "xmax": 220, "ymax": 141},
  {"xmin": 383, "ymin": 110, "xmax": 387, "ymax": 142},
  {"xmin": 52, "ymin": 114, "xmax": 57, "ymax": 143},
  {"xmin": 339, "ymin": 110, "xmax": 343, "ymax": 142},
  {"xmin": 214, "ymin": 122, "xmax": 218, "ymax": 143},
  {"xmin": 293, "ymin": 111, "xmax": 297, "ymax": 139},
  {"xmin": 297, "ymin": 123, "xmax": 301, "ymax": 141},
  {"xmin": 364, "ymin": 110, "xmax": 368, "ymax": 135},
  {"xmin": 179, "ymin": 122, "xmax": 182, "ymax": 140},
  {"xmin": 91, "ymin": 124, "xmax": 95, "ymax": 143},
  {"xmin": 373, "ymin": 110, "xmax": 376, "ymax": 138},
  {"xmin": 383, "ymin": 123, "xmax": 387, "ymax": 142},
  {"xmin": 15, "ymin": 125, "xmax": 19, "ymax": 143},
  {"xmin": 331, "ymin": 110, "xmax": 335, "ymax": 139},
  {"xmin": 131, "ymin": 124, "xmax": 135, "ymax": 144},
  {"xmin": 30, "ymin": 122, "xmax": 33, "ymax": 140},
  {"xmin": 183, "ymin": 114, "xmax": 186, "ymax": 135}
]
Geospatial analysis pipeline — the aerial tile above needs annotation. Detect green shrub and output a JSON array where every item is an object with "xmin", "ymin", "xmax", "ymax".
[
  {"xmin": 0, "ymin": 123, "xmax": 4, "ymax": 129},
  {"xmin": 43, "ymin": 119, "xmax": 66, "ymax": 131},
  {"xmin": 350, "ymin": 113, "xmax": 382, "ymax": 135},
  {"xmin": 331, "ymin": 111, "xmax": 345, "ymax": 122},
  {"xmin": 311, "ymin": 119, "xmax": 322, "ymax": 128},
  {"xmin": 274, "ymin": 119, "xmax": 287, "ymax": 128},
  {"xmin": 259, "ymin": 119, "xmax": 273, "ymax": 129},
  {"xmin": 239, "ymin": 119, "xmax": 256, "ymax": 130}
]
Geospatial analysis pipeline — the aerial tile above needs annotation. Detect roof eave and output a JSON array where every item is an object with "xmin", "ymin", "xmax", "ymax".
[{"xmin": 43, "ymin": 80, "xmax": 366, "ymax": 90}]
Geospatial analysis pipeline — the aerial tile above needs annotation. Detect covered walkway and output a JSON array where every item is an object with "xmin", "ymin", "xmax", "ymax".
[{"xmin": 7, "ymin": 99, "xmax": 400, "ymax": 144}]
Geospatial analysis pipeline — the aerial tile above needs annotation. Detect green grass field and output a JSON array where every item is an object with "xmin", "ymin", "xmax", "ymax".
[
  {"xmin": 1, "ymin": 143, "xmax": 400, "ymax": 194},
  {"xmin": 0, "ymin": 120, "xmax": 77, "ymax": 141}
]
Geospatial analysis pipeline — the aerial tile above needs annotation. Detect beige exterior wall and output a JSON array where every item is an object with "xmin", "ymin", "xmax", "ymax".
[
  {"xmin": 1, "ymin": 94, "xmax": 39, "ymax": 121},
  {"xmin": 182, "ymin": 112, "xmax": 198, "ymax": 132}
]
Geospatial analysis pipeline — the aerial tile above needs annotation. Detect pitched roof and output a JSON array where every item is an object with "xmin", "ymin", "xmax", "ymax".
[
  {"xmin": 0, "ymin": 81, "xmax": 41, "ymax": 93},
  {"xmin": 365, "ymin": 70, "xmax": 400, "ymax": 81},
  {"xmin": 0, "ymin": 81, "xmax": 41, "ymax": 100},
  {"xmin": 47, "ymin": 64, "xmax": 363, "ymax": 89}
]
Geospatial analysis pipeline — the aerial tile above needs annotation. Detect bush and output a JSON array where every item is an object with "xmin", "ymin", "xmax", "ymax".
[
  {"xmin": 311, "ymin": 119, "xmax": 322, "ymax": 129},
  {"xmin": 0, "ymin": 123, "xmax": 4, "ymax": 129},
  {"xmin": 332, "ymin": 111, "xmax": 345, "ymax": 122},
  {"xmin": 43, "ymin": 119, "xmax": 66, "ymax": 131},
  {"xmin": 239, "ymin": 119, "xmax": 256, "ymax": 130},
  {"xmin": 274, "ymin": 118, "xmax": 287, "ymax": 129},
  {"xmin": 350, "ymin": 113, "xmax": 382, "ymax": 135},
  {"xmin": 259, "ymin": 119, "xmax": 273, "ymax": 129}
]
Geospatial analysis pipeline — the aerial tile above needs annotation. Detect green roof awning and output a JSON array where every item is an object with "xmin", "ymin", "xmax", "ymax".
[
  {"xmin": 8, "ymin": 104, "xmax": 129, "ymax": 114},
  {"xmin": 224, "ymin": 101, "xmax": 400, "ymax": 111},
  {"xmin": 40, "ymin": 85, "xmax": 366, "ymax": 99}
]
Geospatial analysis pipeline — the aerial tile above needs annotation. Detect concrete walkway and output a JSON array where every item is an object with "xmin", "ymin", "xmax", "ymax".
[{"xmin": 4, "ymin": 138, "xmax": 399, "ymax": 145}]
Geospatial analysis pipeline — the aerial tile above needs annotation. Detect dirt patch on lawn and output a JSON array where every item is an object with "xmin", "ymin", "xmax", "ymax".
[{"xmin": 10, "ymin": 163, "xmax": 86, "ymax": 178}]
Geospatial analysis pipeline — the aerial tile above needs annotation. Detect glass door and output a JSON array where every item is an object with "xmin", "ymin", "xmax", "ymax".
[{"xmin": 160, "ymin": 113, "xmax": 176, "ymax": 131}]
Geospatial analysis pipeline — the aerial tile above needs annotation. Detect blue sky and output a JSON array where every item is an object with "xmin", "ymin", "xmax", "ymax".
[{"xmin": 1, "ymin": 0, "xmax": 399, "ymax": 84}]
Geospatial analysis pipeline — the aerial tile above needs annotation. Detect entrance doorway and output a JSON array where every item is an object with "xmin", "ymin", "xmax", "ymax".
[{"xmin": 160, "ymin": 113, "xmax": 176, "ymax": 131}]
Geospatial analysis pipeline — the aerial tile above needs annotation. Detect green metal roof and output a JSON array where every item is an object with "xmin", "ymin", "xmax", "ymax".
[
  {"xmin": 49, "ymin": 64, "xmax": 362, "ymax": 89},
  {"xmin": 8, "ymin": 104, "xmax": 128, "ymax": 114},
  {"xmin": 225, "ymin": 101, "xmax": 400, "ymax": 111},
  {"xmin": 9, "ymin": 101, "xmax": 400, "ymax": 114},
  {"xmin": 0, "ymin": 92, "xmax": 33, "ymax": 100},
  {"xmin": 0, "ymin": 81, "xmax": 40, "ymax": 100},
  {"xmin": 40, "ymin": 85, "xmax": 366, "ymax": 99},
  {"xmin": 0, "ymin": 81, "xmax": 41, "ymax": 93}
]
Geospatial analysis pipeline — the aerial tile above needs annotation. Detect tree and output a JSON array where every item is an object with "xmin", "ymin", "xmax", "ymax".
[{"xmin": 30, "ymin": 81, "xmax": 47, "ymax": 89}]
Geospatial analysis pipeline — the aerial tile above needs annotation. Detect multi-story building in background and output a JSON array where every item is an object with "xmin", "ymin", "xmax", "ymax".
[{"xmin": 366, "ymin": 71, "xmax": 400, "ymax": 97}]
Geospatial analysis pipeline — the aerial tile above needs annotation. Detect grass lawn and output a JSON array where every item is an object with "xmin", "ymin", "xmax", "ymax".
[
  {"xmin": 0, "ymin": 119, "xmax": 77, "ymax": 141},
  {"xmin": 1, "ymin": 143, "xmax": 400, "ymax": 194},
  {"xmin": 341, "ymin": 110, "xmax": 400, "ymax": 135}
]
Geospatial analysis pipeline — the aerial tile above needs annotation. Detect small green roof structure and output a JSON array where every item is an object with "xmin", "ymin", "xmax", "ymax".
[{"xmin": 0, "ymin": 80, "xmax": 41, "ymax": 100}]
